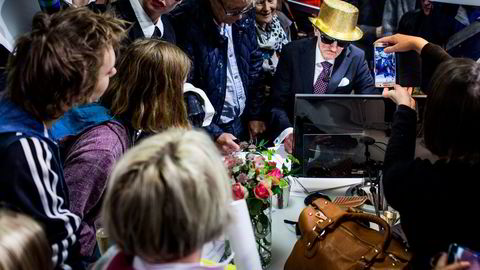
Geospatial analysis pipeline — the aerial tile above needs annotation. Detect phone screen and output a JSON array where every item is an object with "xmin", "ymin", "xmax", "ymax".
[
  {"xmin": 448, "ymin": 243, "xmax": 480, "ymax": 270},
  {"xmin": 374, "ymin": 44, "xmax": 396, "ymax": 88}
]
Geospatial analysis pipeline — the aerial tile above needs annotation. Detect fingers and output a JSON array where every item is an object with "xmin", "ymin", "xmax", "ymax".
[
  {"xmin": 436, "ymin": 253, "xmax": 448, "ymax": 268},
  {"xmin": 435, "ymin": 254, "xmax": 471, "ymax": 270}
]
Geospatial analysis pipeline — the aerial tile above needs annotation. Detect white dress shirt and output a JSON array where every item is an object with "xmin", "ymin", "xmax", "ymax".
[
  {"xmin": 313, "ymin": 45, "xmax": 335, "ymax": 85},
  {"xmin": 219, "ymin": 24, "xmax": 246, "ymax": 124},
  {"xmin": 129, "ymin": 0, "xmax": 164, "ymax": 38}
]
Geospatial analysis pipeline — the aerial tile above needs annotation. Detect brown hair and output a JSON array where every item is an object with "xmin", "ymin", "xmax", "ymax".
[
  {"xmin": 103, "ymin": 129, "xmax": 232, "ymax": 262},
  {"xmin": 101, "ymin": 39, "xmax": 190, "ymax": 133},
  {"xmin": 0, "ymin": 210, "xmax": 52, "ymax": 270},
  {"xmin": 6, "ymin": 8, "xmax": 127, "ymax": 122},
  {"xmin": 424, "ymin": 58, "xmax": 480, "ymax": 161}
]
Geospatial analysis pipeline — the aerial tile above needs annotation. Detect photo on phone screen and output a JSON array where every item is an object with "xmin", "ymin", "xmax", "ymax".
[
  {"xmin": 448, "ymin": 243, "xmax": 480, "ymax": 270},
  {"xmin": 374, "ymin": 43, "xmax": 396, "ymax": 88}
]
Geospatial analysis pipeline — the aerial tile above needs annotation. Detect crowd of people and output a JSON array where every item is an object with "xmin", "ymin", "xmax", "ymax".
[{"xmin": 0, "ymin": 0, "xmax": 479, "ymax": 269}]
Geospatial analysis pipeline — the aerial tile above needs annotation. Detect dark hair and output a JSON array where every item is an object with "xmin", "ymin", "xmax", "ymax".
[
  {"xmin": 424, "ymin": 58, "xmax": 480, "ymax": 161},
  {"xmin": 6, "ymin": 8, "xmax": 127, "ymax": 122}
]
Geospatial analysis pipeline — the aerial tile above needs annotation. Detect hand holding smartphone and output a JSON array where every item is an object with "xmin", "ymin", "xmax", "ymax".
[
  {"xmin": 374, "ymin": 43, "xmax": 396, "ymax": 88},
  {"xmin": 448, "ymin": 243, "xmax": 480, "ymax": 270}
]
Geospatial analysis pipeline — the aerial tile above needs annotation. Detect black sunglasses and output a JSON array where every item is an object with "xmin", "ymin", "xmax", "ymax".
[
  {"xmin": 218, "ymin": 0, "xmax": 254, "ymax": 17},
  {"xmin": 320, "ymin": 33, "xmax": 350, "ymax": 48}
]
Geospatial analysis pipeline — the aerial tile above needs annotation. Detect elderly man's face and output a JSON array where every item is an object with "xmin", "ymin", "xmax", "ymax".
[
  {"xmin": 142, "ymin": 0, "xmax": 181, "ymax": 22},
  {"xmin": 210, "ymin": 0, "xmax": 253, "ymax": 24},
  {"xmin": 315, "ymin": 29, "xmax": 344, "ymax": 60}
]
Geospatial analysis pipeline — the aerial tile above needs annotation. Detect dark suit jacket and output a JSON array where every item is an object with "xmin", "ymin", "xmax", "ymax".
[
  {"xmin": 270, "ymin": 37, "xmax": 380, "ymax": 136},
  {"xmin": 111, "ymin": 0, "xmax": 176, "ymax": 45},
  {"xmin": 270, "ymin": 36, "xmax": 378, "ymax": 136}
]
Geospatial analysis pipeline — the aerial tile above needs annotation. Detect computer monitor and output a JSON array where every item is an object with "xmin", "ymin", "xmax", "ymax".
[{"xmin": 293, "ymin": 94, "xmax": 428, "ymax": 178}]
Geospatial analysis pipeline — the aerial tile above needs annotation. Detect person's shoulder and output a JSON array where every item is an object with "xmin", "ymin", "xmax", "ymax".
[
  {"xmin": 347, "ymin": 44, "xmax": 366, "ymax": 57},
  {"xmin": 283, "ymin": 37, "xmax": 315, "ymax": 54},
  {"xmin": 73, "ymin": 121, "xmax": 128, "ymax": 152}
]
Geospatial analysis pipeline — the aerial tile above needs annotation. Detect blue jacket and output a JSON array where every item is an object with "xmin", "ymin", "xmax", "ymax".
[
  {"xmin": 0, "ymin": 99, "xmax": 81, "ymax": 269},
  {"xmin": 168, "ymin": 0, "xmax": 265, "ymax": 139},
  {"xmin": 51, "ymin": 103, "xmax": 114, "ymax": 141}
]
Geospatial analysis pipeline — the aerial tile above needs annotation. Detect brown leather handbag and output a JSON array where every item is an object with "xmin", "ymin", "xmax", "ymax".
[{"xmin": 284, "ymin": 198, "xmax": 411, "ymax": 270}]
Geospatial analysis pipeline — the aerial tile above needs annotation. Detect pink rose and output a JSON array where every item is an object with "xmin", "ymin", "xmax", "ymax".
[
  {"xmin": 224, "ymin": 156, "xmax": 236, "ymax": 169},
  {"xmin": 268, "ymin": 168, "xmax": 283, "ymax": 179},
  {"xmin": 253, "ymin": 155, "xmax": 265, "ymax": 169},
  {"xmin": 232, "ymin": 183, "xmax": 248, "ymax": 200},
  {"xmin": 237, "ymin": 173, "xmax": 248, "ymax": 183},
  {"xmin": 254, "ymin": 181, "xmax": 272, "ymax": 200}
]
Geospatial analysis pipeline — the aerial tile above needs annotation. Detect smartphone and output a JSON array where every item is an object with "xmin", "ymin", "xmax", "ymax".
[
  {"xmin": 448, "ymin": 243, "xmax": 480, "ymax": 270},
  {"xmin": 374, "ymin": 43, "xmax": 396, "ymax": 88}
]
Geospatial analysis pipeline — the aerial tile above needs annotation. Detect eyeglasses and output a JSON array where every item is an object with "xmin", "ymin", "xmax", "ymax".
[
  {"xmin": 320, "ymin": 33, "xmax": 350, "ymax": 48},
  {"xmin": 218, "ymin": 0, "xmax": 254, "ymax": 17}
]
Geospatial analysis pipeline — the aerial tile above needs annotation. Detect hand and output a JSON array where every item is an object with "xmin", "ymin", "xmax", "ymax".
[
  {"xmin": 434, "ymin": 253, "xmax": 470, "ymax": 270},
  {"xmin": 375, "ymin": 34, "xmax": 428, "ymax": 54},
  {"xmin": 248, "ymin": 120, "xmax": 266, "ymax": 139},
  {"xmin": 382, "ymin": 84, "xmax": 416, "ymax": 109},
  {"xmin": 284, "ymin": 132, "xmax": 294, "ymax": 154},
  {"xmin": 216, "ymin": 133, "xmax": 240, "ymax": 155}
]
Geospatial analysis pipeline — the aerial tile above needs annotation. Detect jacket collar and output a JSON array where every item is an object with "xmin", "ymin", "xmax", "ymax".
[
  {"xmin": 51, "ymin": 103, "xmax": 113, "ymax": 141},
  {"xmin": 0, "ymin": 98, "xmax": 50, "ymax": 139},
  {"xmin": 300, "ymin": 37, "xmax": 351, "ymax": 92}
]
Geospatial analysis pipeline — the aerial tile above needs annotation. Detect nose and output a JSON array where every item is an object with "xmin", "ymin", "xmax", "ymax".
[{"xmin": 330, "ymin": 42, "xmax": 338, "ymax": 52}]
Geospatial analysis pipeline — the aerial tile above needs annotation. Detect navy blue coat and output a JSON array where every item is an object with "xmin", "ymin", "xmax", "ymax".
[
  {"xmin": 168, "ymin": 0, "xmax": 265, "ymax": 139},
  {"xmin": 270, "ymin": 37, "xmax": 378, "ymax": 136}
]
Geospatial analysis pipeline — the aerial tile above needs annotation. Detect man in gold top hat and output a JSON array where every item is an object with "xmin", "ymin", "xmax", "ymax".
[{"xmin": 269, "ymin": 0, "xmax": 379, "ymax": 153}]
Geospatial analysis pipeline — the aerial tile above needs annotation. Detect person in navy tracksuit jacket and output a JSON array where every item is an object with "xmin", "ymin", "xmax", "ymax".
[{"xmin": 0, "ymin": 8, "xmax": 125, "ymax": 269}]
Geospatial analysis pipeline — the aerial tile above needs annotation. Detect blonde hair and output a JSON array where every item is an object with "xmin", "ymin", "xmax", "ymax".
[
  {"xmin": 102, "ymin": 128, "xmax": 232, "ymax": 261},
  {"xmin": 0, "ymin": 210, "xmax": 52, "ymax": 270},
  {"xmin": 101, "ymin": 39, "xmax": 191, "ymax": 133}
]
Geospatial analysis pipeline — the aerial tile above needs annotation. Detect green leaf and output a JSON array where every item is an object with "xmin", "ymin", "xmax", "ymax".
[
  {"xmin": 287, "ymin": 154, "xmax": 300, "ymax": 164},
  {"xmin": 247, "ymin": 169, "xmax": 256, "ymax": 179},
  {"xmin": 258, "ymin": 213, "xmax": 270, "ymax": 229},
  {"xmin": 232, "ymin": 166, "xmax": 240, "ymax": 173},
  {"xmin": 247, "ymin": 198, "xmax": 264, "ymax": 216},
  {"xmin": 279, "ymin": 178, "xmax": 289, "ymax": 188},
  {"xmin": 272, "ymin": 186, "xmax": 281, "ymax": 195}
]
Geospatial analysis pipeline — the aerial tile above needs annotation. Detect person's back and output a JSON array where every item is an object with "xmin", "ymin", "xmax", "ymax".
[
  {"xmin": 382, "ymin": 58, "xmax": 480, "ymax": 269},
  {"xmin": 0, "ymin": 8, "xmax": 126, "ymax": 268}
]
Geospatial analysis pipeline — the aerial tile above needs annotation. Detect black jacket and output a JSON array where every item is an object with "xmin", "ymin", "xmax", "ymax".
[
  {"xmin": 383, "ymin": 44, "xmax": 479, "ymax": 269},
  {"xmin": 168, "ymin": 0, "xmax": 265, "ymax": 139},
  {"xmin": 111, "ymin": 0, "xmax": 176, "ymax": 45}
]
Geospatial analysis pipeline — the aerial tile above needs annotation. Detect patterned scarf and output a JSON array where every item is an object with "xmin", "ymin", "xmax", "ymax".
[{"xmin": 255, "ymin": 14, "xmax": 288, "ymax": 52}]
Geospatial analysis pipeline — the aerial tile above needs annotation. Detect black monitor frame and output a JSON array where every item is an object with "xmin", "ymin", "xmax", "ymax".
[{"xmin": 293, "ymin": 94, "xmax": 427, "ymax": 178}]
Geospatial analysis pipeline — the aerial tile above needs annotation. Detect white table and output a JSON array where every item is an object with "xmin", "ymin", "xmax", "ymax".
[{"xmin": 270, "ymin": 185, "xmax": 358, "ymax": 269}]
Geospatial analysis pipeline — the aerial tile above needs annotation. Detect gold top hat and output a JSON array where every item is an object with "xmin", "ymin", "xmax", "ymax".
[{"xmin": 309, "ymin": 0, "xmax": 363, "ymax": 42}]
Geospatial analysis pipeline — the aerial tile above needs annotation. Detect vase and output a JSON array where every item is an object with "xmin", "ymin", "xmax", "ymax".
[{"xmin": 247, "ymin": 197, "xmax": 272, "ymax": 269}]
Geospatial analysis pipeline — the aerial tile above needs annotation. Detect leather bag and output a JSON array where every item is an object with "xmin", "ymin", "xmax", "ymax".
[{"xmin": 285, "ymin": 198, "xmax": 411, "ymax": 270}]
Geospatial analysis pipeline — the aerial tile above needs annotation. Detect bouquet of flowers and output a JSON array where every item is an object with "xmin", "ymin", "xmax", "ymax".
[{"xmin": 224, "ymin": 141, "xmax": 299, "ymax": 269}]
